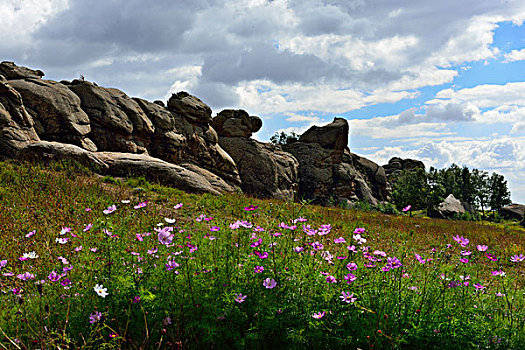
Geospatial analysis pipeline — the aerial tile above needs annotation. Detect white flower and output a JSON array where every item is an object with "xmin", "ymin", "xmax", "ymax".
[
  {"xmin": 94, "ymin": 284, "xmax": 109, "ymax": 298},
  {"xmin": 121, "ymin": 200, "xmax": 130, "ymax": 204},
  {"xmin": 56, "ymin": 238, "xmax": 69, "ymax": 244},
  {"xmin": 165, "ymin": 218, "xmax": 176, "ymax": 224},
  {"xmin": 23, "ymin": 251, "xmax": 39, "ymax": 259}
]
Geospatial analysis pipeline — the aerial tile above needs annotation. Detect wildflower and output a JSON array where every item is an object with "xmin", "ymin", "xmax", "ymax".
[
  {"xmin": 165, "ymin": 218, "xmax": 176, "ymax": 224},
  {"xmin": 415, "ymin": 253, "xmax": 426, "ymax": 264},
  {"xmin": 386, "ymin": 256, "xmax": 402, "ymax": 269},
  {"xmin": 210, "ymin": 226, "xmax": 220, "ymax": 232},
  {"xmin": 148, "ymin": 248, "xmax": 158, "ymax": 255},
  {"xmin": 254, "ymin": 266, "xmax": 264, "ymax": 273},
  {"xmin": 459, "ymin": 258, "xmax": 469, "ymax": 264},
  {"xmin": 312, "ymin": 311, "xmax": 325, "ymax": 319},
  {"xmin": 474, "ymin": 283, "xmax": 486, "ymax": 290},
  {"xmin": 56, "ymin": 238, "xmax": 69, "ymax": 244},
  {"xmin": 452, "ymin": 235, "xmax": 469, "ymax": 247},
  {"xmin": 344, "ymin": 273, "xmax": 357, "ymax": 284},
  {"xmin": 255, "ymin": 251, "xmax": 268, "ymax": 259},
  {"xmin": 22, "ymin": 251, "xmax": 38, "ymax": 259},
  {"xmin": 0, "ymin": 260, "xmax": 6, "ymax": 269},
  {"xmin": 244, "ymin": 205, "xmax": 258, "ymax": 211},
  {"xmin": 94, "ymin": 284, "xmax": 109, "ymax": 298},
  {"xmin": 496, "ymin": 292, "xmax": 505, "ymax": 297},
  {"xmin": 109, "ymin": 332, "xmax": 118, "ymax": 338},
  {"xmin": 263, "ymin": 278, "xmax": 277, "ymax": 289},
  {"xmin": 174, "ymin": 203, "xmax": 183, "ymax": 209},
  {"xmin": 326, "ymin": 275, "xmax": 337, "ymax": 283},
  {"xmin": 132, "ymin": 296, "xmax": 141, "ymax": 303},
  {"xmin": 25, "ymin": 230, "xmax": 36, "ymax": 238},
  {"xmin": 85, "ymin": 208, "xmax": 91, "ymax": 212},
  {"xmin": 234, "ymin": 293, "xmax": 247, "ymax": 303},
  {"xmin": 134, "ymin": 201, "xmax": 148, "ymax": 209},
  {"xmin": 340, "ymin": 291, "xmax": 357, "ymax": 303},
  {"xmin": 477, "ymin": 245, "xmax": 488, "ymax": 252},
  {"xmin": 293, "ymin": 246, "xmax": 304, "ymax": 253},
  {"xmin": 491, "ymin": 270, "xmax": 506, "ymax": 276},
  {"xmin": 103, "ymin": 205, "xmax": 117, "ymax": 214},
  {"xmin": 61, "ymin": 279, "xmax": 72, "ymax": 287},
  {"xmin": 165, "ymin": 260, "xmax": 180, "ymax": 271},
  {"xmin": 17, "ymin": 272, "xmax": 35, "ymax": 281},
  {"xmin": 60, "ymin": 227, "xmax": 71, "ymax": 235},
  {"xmin": 346, "ymin": 262, "xmax": 358, "ymax": 271},
  {"xmin": 381, "ymin": 266, "xmax": 391, "ymax": 272},
  {"xmin": 162, "ymin": 316, "xmax": 172, "ymax": 326},
  {"xmin": 312, "ymin": 242, "xmax": 324, "ymax": 251},
  {"xmin": 486, "ymin": 253, "xmax": 498, "ymax": 261},
  {"xmin": 251, "ymin": 238, "xmax": 262, "ymax": 247},
  {"xmin": 74, "ymin": 246, "xmax": 83, "ymax": 252},
  {"xmin": 461, "ymin": 250, "xmax": 472, "ymax": 256},
  {"xmin": 354, "ymin": 228, "xmax": 365, "ymax": 234},
  {"xmin": 353, "ymin": 234, "xmax": 367, "ymax": 245},
  {"xmin": 510, "ymin": 254, "xmax": 525, "ymax": 263},
  {"xmin": 334, "ymin": 237, "xmax": 346, "ymax": 244},
  {"xmin": 293, "ymin": 217, "xmax": 307, "ymax": 223},
  {"xmin": 158, "ymin": 230, "xmax": 174, "ymax": 245},
  {"xmin": 89, "ymin": 311, "xmax": 102, "ymax": 324},
  {"xmin": 58, "ymin": 256, "xmax": 69, "ymax": 264},
  {"xmin": 83, "ymin": 223, "xmax": 92, "ymax": 232},
  {"xmin": 402, "ymin": 205, "xmax": 411, "ymax": 212},
  {"xmin": 121, "ymin": 199, "xmax": 130, "ymax": 204},
  {"xmin": 408, "ymin": 286, "xmax": 418, "ymax": 291},
  {"xmin": 48, "ymin": 271, "xmax": 61, "ymax": 282},
  {"xmin": 347, "ymin": 245, "xmax": 357, "ymax": 253}
]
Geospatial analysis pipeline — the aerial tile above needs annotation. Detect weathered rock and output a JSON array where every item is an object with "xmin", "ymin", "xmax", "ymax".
[
  {"xmin": 0, "ymin": 61, "xmax": 44, "ymax": 80},
  {"xmin": 167, "ymin": 91, "xmax": 212, "ymax": 125},
  {"xmin": 383, "ymin": 157, "xmax": 425, "ymax": 177},
  {"xmin": 137, "ymin": 97, "xmax": 241, "ymax": 186},
  {"xmin": 218, "ymin": 137, "xmax": 298, "ymax": 200},
  {"xmin": 96, "ymin": 152, "xmax": 236, "ymax": 195},
  {"xmin": 8, "ymin": 78, "xmax": 96, "ymax": 151},
  {"xmin": 284, "ymin": 118, "xmax": 387, "ymax": 206},
  {"xmin": 500, "ymin": 204, "xmax": 525, "ymax": 221},
  {"xmin": 68, "ymin": 81, "xmax": 154, "ymax": 153},
  {"xmin": 431, "ymin": 194, "xmax": 473, "ymax": 219},
  {"xmin": 0, "ymin": 79, "xmax": 40, "ymax": 158},
  {"xmin": 211, "ymin": 109, "xmax": 262, "ymax": 138},
  {"xmin": 16, "ymin": 141, "xmax": 107, "ymax": 171}
]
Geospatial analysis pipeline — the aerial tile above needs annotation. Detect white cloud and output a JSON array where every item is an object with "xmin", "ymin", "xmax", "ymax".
[{"xmin": 503, "ymin": 48, "xmax": 525, "ymax": 62}]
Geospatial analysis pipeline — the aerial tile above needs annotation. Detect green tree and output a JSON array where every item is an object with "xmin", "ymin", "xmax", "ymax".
[
  {"xmin": 392, "ymin": 168, "xmax": 428, "ymax": 211},
  {"xmin": 471, "ymin": 169, "xmax": 490, "ymax": 218},
  {"xmin": 270, "ymin": 131, "xmax": 299, "ymax": 145},
  {"xmin": 488, "ymin": 172, "xmax": 512, "ymax": 215}
]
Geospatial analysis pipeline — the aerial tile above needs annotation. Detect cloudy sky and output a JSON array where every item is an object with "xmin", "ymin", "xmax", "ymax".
[{"xmin": 2, "ymin": 0, "xmax": 525, "ymax": 203}]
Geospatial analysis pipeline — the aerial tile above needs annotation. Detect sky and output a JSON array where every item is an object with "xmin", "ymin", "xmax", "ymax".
[{"xmin": 1, "ymin": 0, "xmax": 525, "ymax": 203}]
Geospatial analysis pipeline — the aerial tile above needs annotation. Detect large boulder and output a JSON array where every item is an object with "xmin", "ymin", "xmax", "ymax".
[
  {"xmin": 211, "ymin": 109, "xmax": 262, "ymax": 138},
  {"xmin": 500, "ymin": 204, "xmax": 525, "ymax": 221},
  {"xmin": 0, "ymin": 61, "xmax": 44, "ymax": 80},
  {"xmin": 218, "ymin": 137, "xmax": 298, "ymax": 200},
  {"xmin": 8, "ymin": 78, "xmax": 96, "ymax": 151},
  {"xmin": 67, "ymin": 81, "xmax": 154, "ymax": 154},
  {"xmin": 167, "ymin": 91, "xmax": 212, "ymax": 125},
  {"xmin": 284, "ymin": 118, "xmax": 387, "ymax": 206},
  {"xmin": 431, "ymin": 194, "xmax": 475, "ymax": 219},
  {"xmin": 0, "ymin": 77, "xmax": 40, "ymax": 158}
]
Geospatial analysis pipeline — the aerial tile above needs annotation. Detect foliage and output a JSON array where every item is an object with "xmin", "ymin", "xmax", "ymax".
[
  {"xmin": 270, "ymin": 131, "xmax": 299, "ymax": 145},
  {"xmin": 0, "ymin": 160, "xmax": 524, "ymax": 349}
]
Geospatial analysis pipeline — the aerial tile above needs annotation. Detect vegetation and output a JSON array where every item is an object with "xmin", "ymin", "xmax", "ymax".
[
  {"xmin": 392, "ymin": 164, "xmax": 512, "ymax": 220},
  {"xmin": 270, "ymin": 131, "xmax": 299, "ymax": 145},
  {"xmin": 0, "ymin": 160, "xmax": 524, "ymax": 349}
]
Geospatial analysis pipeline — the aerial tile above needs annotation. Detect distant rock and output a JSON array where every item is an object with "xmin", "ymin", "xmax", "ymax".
[
  {"xmin": 0, "ymin": 61, "xmax": 44, "ymax": 80},
  {"xmin": 383, "ymin": 157, "xmax": 425, "ymax": 177},
  {"xmin": 431, "ymin": 194, "xmax": 475, "ymax": 219},
  {"xmin": 167, "ymin": 91, "xmax": 212, "ymax": 125},
  {"xmin": 211, "ymin": 109, "xmax": 262, "ymax": 138},
  {"xmin": 500, "ymin": 204, "xmax": 525, "ymax": 221},
  {"xmin": 0, "ymin": 78, "xmax": 40, "ymax": 158}
]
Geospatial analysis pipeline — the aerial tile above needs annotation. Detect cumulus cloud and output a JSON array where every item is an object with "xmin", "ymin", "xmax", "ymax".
[{"xmin": 503, "ymin": 48, "xmax": 525, "ymax": 62}]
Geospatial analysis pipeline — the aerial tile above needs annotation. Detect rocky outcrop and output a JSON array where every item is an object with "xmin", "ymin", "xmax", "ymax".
[
  {"xmin": 383, "ymin": 157, "xmax": 425, "ymax": 178},
  {"xmin": 167, "ymin": 91, "xmax": 212, "ymax": 125},
  {"xmin": 67, "ymin": 80, "xmax": 154, "ymax": 154},
  {"xmin": 8, "ymin": 78, "xmax": 96, "ymax": 151},
  {"xmin": 500, "ymin": 204, "xmax": 525, "ymax": 221},
  {"xmin": 211, "ymin": 109, "xmax": 262, "ymax": 138},
  {"xmin": 430, "ymin": 194, "xmax": 476, "ymax": 219},
  {"xmin": 0, "ymin": 77, "xmax": 40, "ymax": 158},
  {"xmin": 283, "ymin": 118, "xmax": 388, "ymax": 206},
  {"xmin": 0, "ymin": 61, "xmax": 44, "ymax": 80}
]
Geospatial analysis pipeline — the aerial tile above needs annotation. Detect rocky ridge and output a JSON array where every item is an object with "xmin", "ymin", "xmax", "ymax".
[{"xmin": 0, "ymin": 61, "xmax": 389, "ymax": 205}]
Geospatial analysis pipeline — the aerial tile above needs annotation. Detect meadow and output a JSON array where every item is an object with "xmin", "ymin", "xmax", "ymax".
[{"xmin": 0, "ymin": 160, "xmax": 524, "ymax": 349}]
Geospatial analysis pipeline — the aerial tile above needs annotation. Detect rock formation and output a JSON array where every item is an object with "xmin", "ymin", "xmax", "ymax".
[
  {"xmin": 430, "ymin": 194, "xmax": 476, "ymax": 219},
  {"xmin": 0, "ymin": 61, "xmax": 390, "ymax": 205},
  {"xmin": 500, "ymin": 204, "xmax": 525, "ymax": 221},
  {"xmin": 283, "ymin": 118, "xmax": 388, "ymax": 206},
  {"xmin": 383, "ymin": 157, "xmax": 425, "ymax": 178}
]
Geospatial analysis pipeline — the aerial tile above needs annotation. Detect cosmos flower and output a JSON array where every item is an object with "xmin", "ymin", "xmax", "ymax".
[
  {"xmin": 263, "ymin": 278, "xmax": 277, "ymax": 289},
  {"xmin": 25, "ymin": 230, "xmax": 36, "ymax": 238},
  {"xmin": 103, "ymin": 205, "xmax": 117, "ymax": 214},
  {"xmin": 402, "ymin": 205, "xmax": 412, "ymax": 212},
  {"xmin": 89, "ymin": 311, "xmax": 102, "ymax": 324},
  {"xmin": 134, "ymin": 201, "xmax": 148, "ymax": 209},
  {"xmin": 56, "ymin": 238, "xmax": 69, "ymax": 244},
  {"xmin": 17, "ymin": 272, "xmax": 35, "ymax": 281},
  {"xmin": 94, "ymin": 284, "xmax": 108, "ymax": 298},
  {"xmin": 334, "ymin": 237, "xmax": 346, "ymax": 244},
  {"xmin": 340, "ymin": 291, "xmax": 357, "ymax": 303},
  {"xmin": 510, "ymin": 254, "xmax": 525, "ymax": 263},
  {"xmin": 60, "ymin": 227, "xmax": 71, "ymax": 235},
  {"xmin": 477, "ymin": 245, "xmax": 488, "ymax": 252},
  {"xmin": 244, "ymin": 205, "xmax": 258, "ymax": 211},
  {"xmin": 48, "ymin": 271, "xmax": 61, "ymax": 282},
  {"xmin": 312, "ymin": 311, "xmax": 325, "ymax": 319},
  {"xmin": 254, "ymin": 266, "xmax": 264, "ymax": 273},
  {"xmin": 234, "ymin": 293, "xmax": 247, "ymax": 303}
]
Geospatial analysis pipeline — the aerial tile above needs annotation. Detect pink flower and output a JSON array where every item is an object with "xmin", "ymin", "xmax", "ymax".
[
  {"xmin": 83, "ymin": 224, "xmax": 92, "ymax": 232},
  {"xmin": 402, "ymin": 205, "xmax": 412, "ymax": 212},
  {"xmin": 135, "ymin": 234, "xmax": 144, "ymax": 241},
  {"xmin": 510, "ymin": 254, "xmax": 525, "ymax": 263},
  {"xmin": 134, "ymin": 201, "xmax": 148, "ymax": 209},
  {"xmin": 459, "ymin": 258, "xmax": 469, "ymax": 264},
  {"xmin": 344, "ymin": 273, "xmax": 357, "ymax": 284},
  {"xmin": 346, "ymin": 262, "xmax": 358, "ymax": 271},
  {"xmin": 48, "ymin": 271, "xmax": 61, "ymax": 282},
  {"xmin": 312, "ymin": 311, "xmax": 325, "ymax": 319},
  {"xmin": 340, "ymin": 291, "xmax": 357, "ymax": 303},
  {"xmin": 415, "ymin": 253, "xmax": 426, "ymax": 264},
  {"xmin": 334, "ymin": 237, "xmax": 346, "ymax": 244},
  {"xmin": 452, "ymin": 235, "xmax": 469, "ymax": 247},
  {"xmin": 74, "ymin": 246, "xmax": 83, "ymax": 252},
  {"xmin": 476, "ymin": 245, "xmax": 488, "ymax": 252},
  {"xmin": 234, "ymin": 293, "xmax": 247, "ymax": 303},
  {"xmin": 254, "ymin": 266, "xmax": 264, "ymax": 273},
  {"xmin": 17, "ymin": 272, "xmax": 35, "ymax": 281},
  {"xmin": 173, "ymin": 203, "xmax": 183, "ymax": 209},
  {"xmin": 263, "ymin": 278, "xmax": 277, "ymax": 289},
  {"xmin": 326, "ymin": 275, "xmax": 337, "ymax": 283},
  {"xmin": 353, "ymin": 228, "xmax": 365, "ymax": 234},
  {"xmin": 474, "ymin": 283, "xmax": 486, "ymax": 290},
  {"xmin": 103, "ymin": 205, "xmax": 117, "ymax": 214},
  {"xmin": 25, "ymin": 230, "xmax": 36, "ymax": 238},
  {"xmin": 158, "ymin": 230, "xmax": 174, "ymax": 245},
  {"xmin": 461, "ymin": 250, "xmax": 472, "ymax": 256},
  {"xmin": 244, "ymin": 205, "xmax": 258, "ymax": 211}
]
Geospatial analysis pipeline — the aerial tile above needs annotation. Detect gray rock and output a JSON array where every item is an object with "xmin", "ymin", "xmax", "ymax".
[
  {"xmin": 500, "ymin": 204, "xmax": 525, "ymax": 221},
  {"xmin": 0, "ymin": 79, "xmax": 40, "ymax": 158},
  {"xmin": 0, "ymin": 61, "xmax": 45, "ymax": 80},
  {"xmin": 383, "ymin": 157, "xmax": 425, "ymax": 177},
  {"xmin": 299, "ymin": 117, "xmax": 348, "ymax": 151},
  {"xmin": 211, "ymin": 109, "xmax": 262, "ymax": 138},
  {"xmin": 167, "ymin": 91, "xmax": 212, "ymax": 125},
  {"xmin": 8, "ymin": 78, "xmax": 96, "ymax": 151},
  {"xmin": 68, "ymin": 81, "xmax": 154, "ymax": 153},
  {"xmin": 433, "ymin": 194, "xmax": 471, "ymax": 219},
  {"xmin": 218, "ymin": 137, "xmax": 298, "ymax": 200}
]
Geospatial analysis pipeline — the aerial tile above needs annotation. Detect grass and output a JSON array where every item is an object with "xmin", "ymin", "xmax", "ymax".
[{"xmin": 0, "ymin": 159, "xmax": 524, "ymax": 349}]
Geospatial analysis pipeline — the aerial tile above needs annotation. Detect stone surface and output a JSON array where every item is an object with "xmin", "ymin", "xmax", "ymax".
[
  {"xmin": 211, "ymin": 109, "xmax": 262, "ymax": 138},
  {"xmin": 0, "ymin": 61, "xmax": 45, "ymax": 80},
  {"xmin": 432, "ymin": 194, "xmax": 472, "ymax": 219},
  {"xmin": 8, "ymin": 78, "xmax": 96, "ymax": 151},
  {"xmin": 0, "ymin": 79, "xmax": 40, "ymax": 158},
  {"xmin": 383, "ymin": 157, "xmax": 425, "ymax": 177},
  {"xmin": 68, "ymin": 81, "xmax": 154, "ymax": 153},
  {"xmin": 284, "ymin": 118, "xmax": 387, "ymax": 206},
  {"xmin": 500, "ymin": 204, "xmax": 525, "ymax": 221},
  {"xmin": 167, "ymin": 91, "xmax": 212, "ymax": 125},
  {"xmin": 218, "ymin": 137, "xmax": 298, "ymax": 200}
]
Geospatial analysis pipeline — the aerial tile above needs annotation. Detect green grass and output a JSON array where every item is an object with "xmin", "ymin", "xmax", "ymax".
[{"xmin": 0, "ymin": 159, "xmax": 524, "ymax": 349}]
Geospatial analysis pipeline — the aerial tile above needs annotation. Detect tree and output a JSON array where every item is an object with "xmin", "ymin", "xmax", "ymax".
[
  {"xmin": 471, "ymin": 169, "xmax": 490, "ymax": 218},
  {"xmin": 488, "ymin": 172, "xmax": 512, "ymax": 215},
  {"xmin": 392, "ymin": 168, "xmax": 429, "ymax": 211},
  {"xmin": 270, "ymin": 131, "xmax": 299, "ymax": 145}
]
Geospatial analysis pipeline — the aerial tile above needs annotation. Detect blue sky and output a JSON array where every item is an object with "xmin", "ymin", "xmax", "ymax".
[{"xmin": 1, "ymin": 0, "xmax": 524, "ymax": 203}]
